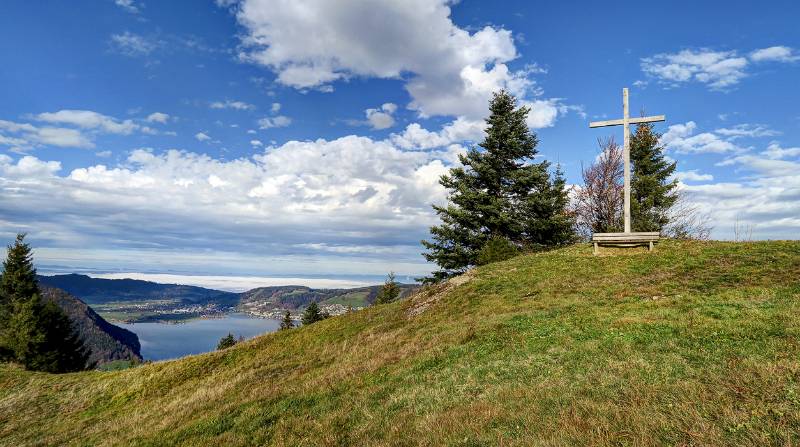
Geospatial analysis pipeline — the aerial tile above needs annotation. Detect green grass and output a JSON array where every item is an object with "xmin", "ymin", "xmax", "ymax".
[
  {"xmin": 2, "ymin": 240, "xmax": 800, "ymax": 446},
  {"xmin": 322, "ymin": 290, "xmax": 370, "ymax": 307}
]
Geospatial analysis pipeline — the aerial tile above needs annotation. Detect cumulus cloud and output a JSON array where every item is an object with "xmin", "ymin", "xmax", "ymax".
[
  {"xmin": 145, "ymin": 112, "xmax": 170, "ymax": 123},
  {"xmin": 661, "ymin": 121, "xmax": 742, "ymax": 154},
  {"xmin": 194, "ymin": 132, "xmax": 211, "ymax": 141},
  {"xmin": 210, "ymin": 100, "xmax": 255, "ymax": 111},
  {"xmin": 36, "ymin": 110, "xmax": 140, "ymax": 135},
  {"xmin": 227, "ymin": 0, "xmax": 571, "ymax": 122},
  {"xmin": 364, "ymin": 103, "xmax": 397, "ymax": 130},
  {"xmin": 257, "ymin": 115, "xmax": 291, "ymax": 129},
  {"xmin": 750, "ymin": 46, "xmax": 799, "ymax": 63},
  {"xmin": 0, "ymin": 119, "xmax": 94, "ymax": 149},
  {"xmin": 0, "ymin": 133, "xmax": 460, "ymax": 275},
  {"xmin": 641, "ymin": 46, "xmax": 798, "ymax": 90}
]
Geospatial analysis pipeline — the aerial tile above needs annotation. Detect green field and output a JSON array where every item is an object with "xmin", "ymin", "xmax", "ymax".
[{"xmin": 1, "ymin": 240, "xmax": 799, "ymax": 446}]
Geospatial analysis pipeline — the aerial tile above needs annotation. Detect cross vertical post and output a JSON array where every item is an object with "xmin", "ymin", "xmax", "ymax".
[
  {"xmin": 589, "ymin": 88, "xmax": 665, "ymax": 235},
  {"xmin": 622, "ymin": 88, "xmax": 630, "ymax": 233}
]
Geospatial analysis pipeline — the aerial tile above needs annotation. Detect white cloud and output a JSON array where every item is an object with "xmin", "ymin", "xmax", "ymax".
[
  {"xmin": 114, "ymin": 0, "xmax": 141, "ymax": 14},
  {"xmin": 36, "ymin": 110, "xmax": 139, "ymax": 135},
  {"xmin": 390, "ymin": 117, "xmax": 483, "ymax": 150},
  {"xmin": 641, "ymin": 46, "xmax": 799, "ymax": 90},
  {"xmin": 761, "ymin": 142, "xmax": 800, "ymax": 160},
  {"xmin": 194, "ymin": 132, "xmax": 211, "ymax": 141},
  {"xmin": 146, "ymin": 112, "xmax": 170, "ymax": 123},
  {"xmin": 210, "ymin": 100, "xmax": 255, "ymax": 111},
  {"xmin": 258, "ymin": 116, "xmax": 291, "ymax": 129},
  {"xmin": 0, "ymin": 119, "xmax": 94, "ymax": 149},
  {"xmin": 110, "ymin": 32, "xmax": 159, "ymax": 57},
  {"xmin": 95, "ymin": 150, "xmax": 113, "ymax": 158},
  {"xmin": 674, "ymin": 170, "xmax": 713, "ymax": 182},
  {"xmin": 365, "ymin": 103, "xmax": 397, "ymax": 130},
  {"xmin": 750, "ymin": 46, "xmax": 799, "ymax": 63},
  {"xmin": 661, "ymin": 121, "xmax": 742, "ymax": 154},
  {"xmin": 250, "ymin": 139, "xmax": 263, "ymax": 147},
  {"xmin": 714, "ymin": 124, "xmax": 779, "ymax": 139},
  {"xmin": 270, "ymin": 103, "xmax": 281, "ymax": 113},
  {"xmin": 0, "ymin": 132, "xmax": 461, "ymax": 275},
  {"xmin": 228, "ymin": 0, "xmax": 563, "ymax": 122}
]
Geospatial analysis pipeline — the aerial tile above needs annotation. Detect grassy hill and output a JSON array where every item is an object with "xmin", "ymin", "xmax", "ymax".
[{"xmin": 2, "ymin": 240, "xmax": 799, "ymax": 446}]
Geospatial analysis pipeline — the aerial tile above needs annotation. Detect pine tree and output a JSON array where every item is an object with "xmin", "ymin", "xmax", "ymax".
[
  {"xmin": 374, "ymin": 272, "xmax": 401, "ymax": 305},
  {"xmin": 421, "ymin": 91, "xmax": 574, "ymax": 282},
  {"xmin": 301, "ymin": 301, "xmax": 324, "ymax": 325},
  {"xmin": 630, "ymin": 122, "xmax": 678, "ymax": 232},
  {"xmin": 279, "ymin": 311, "xmax": 294, "ymax": 330},
  {"xmin": 0, "ymin": 234, "xmax": 89, "ymax": 372},
  {"xmin": 217, "ymin": 333, "xmax": 237, "ymax": 350}
]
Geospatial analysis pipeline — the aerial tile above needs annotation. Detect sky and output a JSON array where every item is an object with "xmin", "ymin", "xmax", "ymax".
[{"xmin": 1, "ymin": 0, "xmax": 799, "ymax": 282}]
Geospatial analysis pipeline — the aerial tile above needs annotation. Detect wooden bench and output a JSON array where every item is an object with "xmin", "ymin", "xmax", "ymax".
[{"xmin": 592, "ymin": 232, "xmax": 660, "ymax": 255}]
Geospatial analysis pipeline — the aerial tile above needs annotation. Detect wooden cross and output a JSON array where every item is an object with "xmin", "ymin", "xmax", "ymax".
[{"xmin": 589, "ymin": 88, "xmax": 665, "ymax": 233}]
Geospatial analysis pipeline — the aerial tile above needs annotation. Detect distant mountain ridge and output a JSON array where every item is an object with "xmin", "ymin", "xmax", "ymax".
[
  {"xmin": 40, "ymin": 286, "xmax": 141, "ymax": 367},
  {"xmin": 38, "ymin": 274, "xmax": 239, "ymax": 305}
]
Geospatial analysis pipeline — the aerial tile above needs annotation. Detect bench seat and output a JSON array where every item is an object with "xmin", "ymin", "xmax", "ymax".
[{"xmin": 592, "ymin": 232, "xmax": 660, "ymax": 255}]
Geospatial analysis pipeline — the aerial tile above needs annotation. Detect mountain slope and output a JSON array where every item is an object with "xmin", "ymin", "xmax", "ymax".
[
  {"xmin": 238, "ymin": 283, "xmax": 418, "ymax": 312},
  {"xmin": 38, "ymin": 274, "xmax": 239, "ymax": 305},
  {"xmin": 40, "ymin": 287, "xmax": 142, "ymax": 366},
  {"xmin": 2, "ymin": 241, "xmax": 800, "ymax": 446}
]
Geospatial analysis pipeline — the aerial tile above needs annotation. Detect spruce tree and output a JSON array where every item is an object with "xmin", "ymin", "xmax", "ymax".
[
  {"xmin": 217, "ymin": 333, "xmax": 237, "ymax": 350},
  {"xmin": 630, "ymin": 122, "xmax": 678, "ymax": 232},
  {"xmin": 301, "ymin": 301, "xmax": 324, "ymax": 325},
  {"xmin": 421, "ymin": 91, "xmax": 574, "ymax": 282},
  {"xmin": 279, "ymin": 311, "xmax": 294, "ymax": 330},
  {"xmin": 0, "ymin": 234, "xmax": 89, "ymax": 372},
  {"xmin": 374, "ymin": 272, "xmax": 400, "ymax": 305}
]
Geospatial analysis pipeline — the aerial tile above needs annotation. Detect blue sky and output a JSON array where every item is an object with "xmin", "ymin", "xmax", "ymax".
[{"xmin": 1, "ymin": 0, "xmax": 798, "ymax": 282}]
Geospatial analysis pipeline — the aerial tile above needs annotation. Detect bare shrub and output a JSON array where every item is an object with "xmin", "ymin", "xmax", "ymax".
[{"xmin": 572, "ymin": 137, "xmax": 624, "ymax": 239}]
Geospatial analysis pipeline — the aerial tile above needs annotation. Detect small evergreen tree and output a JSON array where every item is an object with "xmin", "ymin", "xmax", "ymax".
[
  {"xmin": 630, "ymin": 122, "xmax": 678, "ymax": 232},
  {"xmin": 374, "ymin": 272, "xmax": 401, "ymax": 305},
  {"xmin": 476, "ymin": 236, "xmax": 519, "ymax": 266},
  {"xmin": 0, "ymin": 234, "xmax": 89, "ymax": 372},
  {"xmin": 421, "ymin": 91, "xmax": 574, "ymax": 282},
  {"xmin": 279, "ymin": 311, "xmax": 294, "ymax": 330},
  {"xmin": 217, "ymin": 333, "xmax": 237, "ymax": 350},
  {"xmin": 301, "ymin": 301, "xmax": 325, "ymax": 325}
]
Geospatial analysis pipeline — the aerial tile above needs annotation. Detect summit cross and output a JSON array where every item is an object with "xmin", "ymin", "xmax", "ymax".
[{"xmin": 589, "ymin": 88, "xmax": 665, "ymax": 233}]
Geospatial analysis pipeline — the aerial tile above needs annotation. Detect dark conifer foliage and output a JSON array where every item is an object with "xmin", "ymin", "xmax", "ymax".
[
  {"xmin": 374, "ymin": 272, "xmax": 400, "ymax": 305},
  {"xmin": 630, "ymin": 122, "xmax": 678, "ymax": 232},
  {"xmin": 217, "ymin": 333, "xmax": 237, "ymax": 350},
  {"xmin": 421, "ymin": 90, "xmax": 574, "ymax": 282},
  {"xmin": 0, "ymin": 234, "xmax": 90, "ymax": 372},
  {"xmin": 301, "ymin": 301, "xmax": 325, "ymax": 325},
  {"xmin": 279, "ymin": 311, "xmax": 294, "ymax": 330}
]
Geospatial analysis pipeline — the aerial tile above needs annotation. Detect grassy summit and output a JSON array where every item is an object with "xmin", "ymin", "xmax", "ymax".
[{"xmin": 1, "ymin": 240, "xmax": 799, "ymax": 446}]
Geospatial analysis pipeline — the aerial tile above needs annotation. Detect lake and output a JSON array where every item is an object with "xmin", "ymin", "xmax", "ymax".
[{"xmin": 117, "ymin": 313, "xmax": 281, "ymax": 361}]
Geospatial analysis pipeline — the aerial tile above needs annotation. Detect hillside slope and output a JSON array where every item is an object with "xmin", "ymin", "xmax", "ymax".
[
  {"xmin": 38, "ymin": 274, "xmax": 239, "ymax": 305},
  {"xmin": 40, "ymin": 287, "xmax": 142, "ymax": 367},
  {"xmin": 2, "ymin": 241, "xmax": 800, "ymax": 446}
]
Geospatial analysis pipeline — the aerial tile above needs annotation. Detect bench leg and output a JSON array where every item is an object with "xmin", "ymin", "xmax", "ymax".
[
  {"xmin": 648, "ymin": 241, "xmax": 653, "ymax": 251},
  {"xmin": 593, "ymin": 242, "xmax": 598, "ymax": 256}
]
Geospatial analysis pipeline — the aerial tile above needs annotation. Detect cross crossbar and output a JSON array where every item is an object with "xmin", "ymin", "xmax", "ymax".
[
  {"xmin": 588, "ymin": 88, "xmax": 665, "ymax": 234},
  {"xmin": 589, "ymin": 115, "xmax": 665, "ymax": 128}
]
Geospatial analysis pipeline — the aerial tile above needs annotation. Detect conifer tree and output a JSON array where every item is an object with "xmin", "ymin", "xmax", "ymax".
[
  {"xmin": 630, "ymin": 122, "xmax": 678, "ymax": 232},
  {"xmin": 0, "ymin": 234, "xmax": 89, "ymax": 372},
  {"xmin": 279, "ymin": 311, "xmax": 294, "ymax": 330},
  {"xmin": 301, "ymin": 301, "xmax": 324, "ymax": 325},
  {"xmin": 421, "ymin": 91, "xmax": 574, "ymax": 282},
  {"xmin": 374, "ymin": 272, "xmax": 400, "ymax": 305},
  {"xmin": 217, "ymin": 333, "xmax": 237, "ymax": 350}
]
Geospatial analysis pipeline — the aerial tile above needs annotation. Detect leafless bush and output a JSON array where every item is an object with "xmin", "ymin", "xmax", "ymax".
[
  {"xmin": 662, "ymin": 190, "xmax": 713, "ymax": 240},
  {"xmin": 572, "ymin": 137, "xmax": 624, "ymax": 239},
  {"xmin": 733, "ymin": 216, "xmax": 754, "ymax": 242}
]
